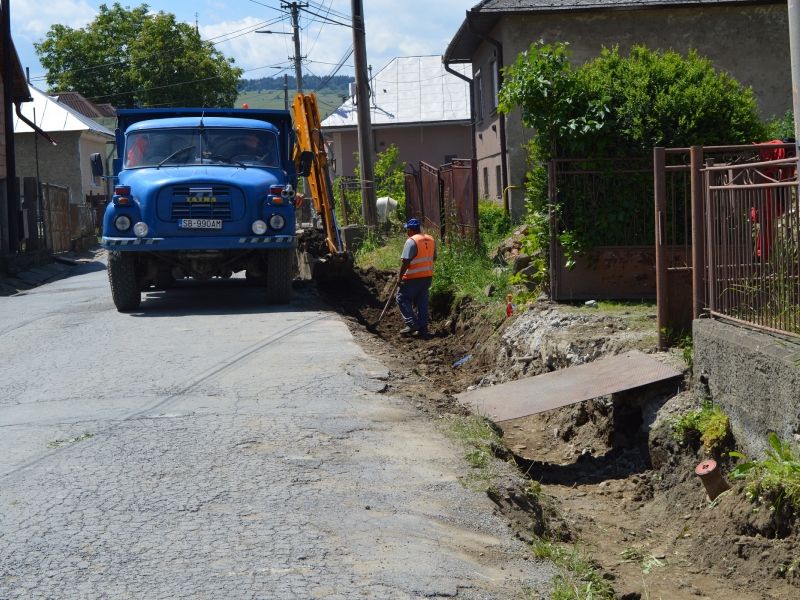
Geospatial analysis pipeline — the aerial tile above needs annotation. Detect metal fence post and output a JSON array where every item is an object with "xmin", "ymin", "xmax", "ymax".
[
  {"xmin": 548, "ymin": 159, "xmax": 557, "ymax": 301},
  {"xmin": 654, "ymin": 147, "xmax": 667, "ymax": 349},
  {"xmin": 704, "ymin": 158, "xmax": 716, "ymax": 314},
  {"xmin": 690, "ymin": 146, "xmax": 706, "ymax": 319}
]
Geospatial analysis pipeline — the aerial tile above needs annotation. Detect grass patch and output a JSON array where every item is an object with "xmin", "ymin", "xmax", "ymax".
[
  {"xmin": 670, "ymin": 401, "xmax": 730, "ymax": 454},
  {"xmin": 730, "ymin": 433, "xmax": 800, "ymax": 515},
  {"xmin": 354, "ymin": 231, "xmax": 407, "ymax": 271},
  {"xmin": 442, "ymin": 415, "xmax": 508, "ymax": 493},
  {"xmin": 619, "ymin": 546, "xmax": 665, "ymax": 575},
  {"xmin": 528, "ymin": 538, "xmax": 615, "ymax": 600},
  {"xmin": 47, "ymin": 433, "xmax": 93, "ymax": 448}
]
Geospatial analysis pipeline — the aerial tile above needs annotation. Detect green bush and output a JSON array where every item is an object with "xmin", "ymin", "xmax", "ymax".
[
  {"xmin": 731, "ymin": 433, "xmax": 800, "ymax": 515},
  {"xmin": 767, "ymin": 110, "xmax": 796, "ymax": 140},
  {"xmin": 499, "ymin": 41, "xmax": 772, "ymax": 263},
  {"xmin": 478, "ymin": 200, "xmax": 513, "ymax": 245},
  {"xmin": 670, "ymin": 402, "xmax": 730, "ymax": 454}
]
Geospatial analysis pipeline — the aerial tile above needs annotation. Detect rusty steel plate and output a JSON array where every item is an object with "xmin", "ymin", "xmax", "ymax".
[{"xmin": 456, "ymin": 350, "xmax": 681, "ymax": 422}]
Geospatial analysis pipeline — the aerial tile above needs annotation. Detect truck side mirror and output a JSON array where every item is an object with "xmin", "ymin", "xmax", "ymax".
[
  {"xmin": 298, "ymin": 151, "xmax": 314, "ymax": 177},
  {"xmin": 90, "ymin": 153, "xmax": 104, "ymax": 177}
]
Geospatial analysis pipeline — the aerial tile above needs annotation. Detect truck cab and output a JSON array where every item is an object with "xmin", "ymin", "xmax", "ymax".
[{"xmin": 102, "ymin": 108, "xmax": 301, "ymax": 311}]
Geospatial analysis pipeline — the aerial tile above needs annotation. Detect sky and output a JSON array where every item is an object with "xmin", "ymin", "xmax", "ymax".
[{"xmin": 13, "ymin": 0, "xmax": 472, "ymax": 90}]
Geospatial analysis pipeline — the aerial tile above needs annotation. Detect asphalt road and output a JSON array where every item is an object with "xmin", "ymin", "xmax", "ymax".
[{"xmin": 0, "ymin": 256, "xmax": 553, "ymax": 599}]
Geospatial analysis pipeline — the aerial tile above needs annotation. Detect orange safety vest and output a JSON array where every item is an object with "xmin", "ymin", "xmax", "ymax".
[{"xmin": 402, "ymin": 233, "xmax": 435, "ymax": 280}]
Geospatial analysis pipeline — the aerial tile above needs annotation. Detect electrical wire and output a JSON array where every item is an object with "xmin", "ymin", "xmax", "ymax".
[
  {"xmin": 312, "ymin": 46, "xmax": 353, "ymax": 93},
  {"xmin": 305, "ymin": 0, "xmax": 334, "ymax": 58}
]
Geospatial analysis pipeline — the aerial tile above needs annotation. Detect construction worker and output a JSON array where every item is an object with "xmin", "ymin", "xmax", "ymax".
[
  {"xmin": 126, "ymin": 133, "xmax": 150, "ymax": 167},
  {"xmin": 396, "ymin": 218, "xmax": 436, "ymax": 336}
]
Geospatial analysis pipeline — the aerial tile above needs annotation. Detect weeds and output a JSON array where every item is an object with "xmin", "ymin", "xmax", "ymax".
[
  {"xmin": 47, "ymin": 433, "xmax": 93, "ymax": 448},
  {"xmin": 670, "ymin": 401, "xmax": 730, "ymax": 454},
  {"xmin": 529, "ymin": 539, "xmax": 615, "ymax": 600},
  {"xmin": 730, "ymin": 433, "xmax": 800, "ymax": 515},
  {"xmin": 443, "ymin": 415, "xmax": 508, "ymax": 493},
  {"xmin": 619, "ymin": 547, "xmax": 665, "ymax": 575},
  {"xmin": 353, "ymin": 231, "xmax": 406, "ymax": 271}
]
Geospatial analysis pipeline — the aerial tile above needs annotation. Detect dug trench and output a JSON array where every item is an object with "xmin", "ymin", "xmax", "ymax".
[{"xmin": 313, "ymin": 263, "xmax": 800, "ymax": 600}]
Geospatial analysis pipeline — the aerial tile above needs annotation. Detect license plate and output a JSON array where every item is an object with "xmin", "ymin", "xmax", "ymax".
[{"xmin": 179, "ymin": 219, "xmax": 222, "ymax": 229}]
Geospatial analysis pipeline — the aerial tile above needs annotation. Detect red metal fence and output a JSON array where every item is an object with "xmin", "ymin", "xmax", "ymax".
[
  {"xmin": 704, "ymin": 154, "xmax": 799, "ymax": 336},
  {"xmin": 652, "ymin": 143, "xmax": 800, "ymax": 347},
  {"xmin": 404, "ymin": 159, "xmax": 478, "ymax": 240}
]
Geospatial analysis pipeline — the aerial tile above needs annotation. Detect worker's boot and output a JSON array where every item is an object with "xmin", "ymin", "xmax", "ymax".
[{"xmin": 399, "ymin": 325, "xmax": 419, "ymax": 335}]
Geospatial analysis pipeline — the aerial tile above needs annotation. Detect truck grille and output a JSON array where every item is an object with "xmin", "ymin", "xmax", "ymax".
[
  {"xmin": 170, "ymin": 185, "xmax": 232, "ymax": 221},
  {"xmin": 171, "ymin": 201, "xmax": 232, "ymax": 220}
]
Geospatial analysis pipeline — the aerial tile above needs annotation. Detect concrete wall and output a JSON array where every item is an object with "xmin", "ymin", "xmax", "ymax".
[
  {"xmin": 693, "ymin": 319, "xmax": 800, "ymax": 458},
  {"xmin": 15, "ymin": 131, "xmax": 112, "ymax": 204},
  {"xmin": 477, "ymin": 3, "xmax": 791, "ymax": 219},
  {"xmin": 329, "ymin": 123, "xmax": 472, "ymax": 181}
]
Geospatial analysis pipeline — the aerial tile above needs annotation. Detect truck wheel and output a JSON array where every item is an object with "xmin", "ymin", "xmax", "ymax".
[
  {"xmin": 265, "ymin": 248, "xmax": 293, "ymax": 304},
  {"xmin": 107, "ymin": 251, "xmax": 141, "ymax": 311}
]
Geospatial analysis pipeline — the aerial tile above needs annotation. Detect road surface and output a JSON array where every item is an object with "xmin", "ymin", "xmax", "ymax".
[{"xmin": 0, "ymin": 255, "xmax": 553, "ymax": 599}]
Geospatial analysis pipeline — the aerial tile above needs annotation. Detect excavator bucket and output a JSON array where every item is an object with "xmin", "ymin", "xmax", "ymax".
[{"xmin": 292, "ymin": 93, "xmax": 354, "ymax": 280}]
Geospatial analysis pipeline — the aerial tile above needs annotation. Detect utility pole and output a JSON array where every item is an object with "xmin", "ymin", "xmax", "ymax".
[
  {"xmin": 281, "ymin": 2, "xmax": 307, "ymax": 93},
  {"xmin": 789, "ymin": 0, "xmax": 800, "ymax": 151},
  {"xmin": 284, "ymin": 73, "xmax": 289, "ymax": 110},
  {"xmin": 351, "ymin": 0, "xmax": 377, "ymax": 227},
  {"xmin": 2, "ymin": 0, "xmax": 18, "ymax": 254}
]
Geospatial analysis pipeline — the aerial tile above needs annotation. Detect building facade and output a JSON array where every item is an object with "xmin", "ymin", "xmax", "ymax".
[
  {"xmin": 323, "ymin": 56, "xmax": 472, "ymax": 184},
  {"xmin": 444, "ymin": 0, "xmax": 792, "ymax": 219}
]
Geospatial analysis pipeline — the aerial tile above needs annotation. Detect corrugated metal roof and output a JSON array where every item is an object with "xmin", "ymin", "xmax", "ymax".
[
  {"xmin": 13, "ymin": 85, "xmax": 114, "ymax": 137},
  {"xmin": 51, "ymin": 92, "xmax": 116, "ymax": 119},
  {"xmin": 322, "ymin": 56, "xmax": 471, "ymax": 130}
]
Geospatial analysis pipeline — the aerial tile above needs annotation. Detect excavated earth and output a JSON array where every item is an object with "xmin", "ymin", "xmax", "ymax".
[{"xmin": 311, "ymin": 257, "xmax": 799, "ymax": 600}]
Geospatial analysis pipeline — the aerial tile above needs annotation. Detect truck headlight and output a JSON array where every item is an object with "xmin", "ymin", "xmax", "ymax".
[
  {"xmin": 114, "ymin": 215, "xmax": 132, "ymax": 232},
  {"xmin": 252, "ymin": 220, "xmax": 267, "ymax": 235},
  {"xmin": 268, "ymin": 214, "xmax": 285, "ymax": 230},
  {"xmin": 133, "ymin": 222, "xmax": 149, "ymax": 238}
]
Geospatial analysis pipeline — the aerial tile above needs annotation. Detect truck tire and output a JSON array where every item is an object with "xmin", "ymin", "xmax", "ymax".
[
  {"xmin": 265, "ymin": 248, "xmax": 293, "ymax": 304},
  {"xmin": 107, "ymin": 251, "xmax": 142, "ymax": 311}
]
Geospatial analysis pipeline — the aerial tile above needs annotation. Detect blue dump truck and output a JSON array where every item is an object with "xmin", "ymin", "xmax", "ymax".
[{"xmin": 100, "ymin": 108, "xmax": 312, "ymax": 311}]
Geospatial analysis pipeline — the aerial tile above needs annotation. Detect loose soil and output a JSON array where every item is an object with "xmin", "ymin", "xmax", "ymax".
[{"xmin": 314, "ymin": 263, "xmax": 799, "ymax": 600}]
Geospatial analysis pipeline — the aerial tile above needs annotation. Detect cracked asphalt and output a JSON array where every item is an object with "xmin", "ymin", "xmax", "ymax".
[{"xmin": 0, "ymin": 256, "xmax": 554, "ymax": 599}]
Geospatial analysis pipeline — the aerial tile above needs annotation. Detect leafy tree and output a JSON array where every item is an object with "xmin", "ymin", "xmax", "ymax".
[{"xmin": 35, "ymin": 3, "xmax": 243, "ymax": 109}]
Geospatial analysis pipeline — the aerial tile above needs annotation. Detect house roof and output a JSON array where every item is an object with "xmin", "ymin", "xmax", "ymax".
[
  {"xmin": 13, "ymin": 85, "xmax": 114, "ymax": 137},
  {"xmin": 0, "ymin": 10, "xmax": 32, "ymax": 104},
  {"xmin": 50, "ymin": 92, "xmax": 116, "ymax": 119},
  {"xmin": 321, "ymin": 56, "xmax": 471, "ymax": 130},
  {"xmin": 444, "ymin": 0, "xmax": 785, "ymax": 63}
]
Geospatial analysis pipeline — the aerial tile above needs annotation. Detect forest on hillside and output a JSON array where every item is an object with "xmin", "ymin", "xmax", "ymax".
[{"xmin": 238, "ymin": 75, "xmax": 354, "ymax": 94}]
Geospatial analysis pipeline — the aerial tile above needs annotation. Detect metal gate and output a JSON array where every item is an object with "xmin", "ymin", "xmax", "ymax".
[
  {"xmin": 440, "ymin": 159, "xmax": 478, "ymax": 240},
  {"xmin": 419, "ymin": 162, "xmax": 442, "ymax": 233}
]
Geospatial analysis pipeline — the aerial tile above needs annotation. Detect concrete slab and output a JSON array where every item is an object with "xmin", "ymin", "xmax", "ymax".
[{"xmin": 457, "ymin": 350, "xmax": 681, "ymax": 422}]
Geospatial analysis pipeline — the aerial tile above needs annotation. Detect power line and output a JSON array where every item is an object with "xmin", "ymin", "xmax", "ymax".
[
  {"xmin": 305, "ymin": 0, "xmax": 333, "ymax": 58},
  {"xmin": 312, "ymin": 46, "xmax": 353, "ymax": 93}
]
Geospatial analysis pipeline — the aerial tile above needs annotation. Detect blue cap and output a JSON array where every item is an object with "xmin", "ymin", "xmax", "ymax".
[{"xmin": 404, "ymin": 218, "xmax": 421, "ymax": 229}]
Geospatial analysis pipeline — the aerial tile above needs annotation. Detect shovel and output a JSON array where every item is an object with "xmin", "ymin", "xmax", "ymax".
[{"xmin": 367, "ymin": 280, "xmax": 399, "ymax": 331}]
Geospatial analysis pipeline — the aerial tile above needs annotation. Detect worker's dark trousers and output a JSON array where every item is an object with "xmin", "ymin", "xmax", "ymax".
[{"xmin": 396, "ymin": 276, "xmax": 432, "ymax": 332}]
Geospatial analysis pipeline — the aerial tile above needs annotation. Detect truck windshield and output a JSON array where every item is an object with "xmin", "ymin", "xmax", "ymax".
[{"xmin": 125, "ymin": 128, "xmax": 280, "ymax": 169}]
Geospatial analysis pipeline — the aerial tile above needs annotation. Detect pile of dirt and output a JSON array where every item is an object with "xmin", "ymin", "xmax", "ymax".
[{"xmin": 297, "ymin": 228, "xmax": 330, "ymax": 256}]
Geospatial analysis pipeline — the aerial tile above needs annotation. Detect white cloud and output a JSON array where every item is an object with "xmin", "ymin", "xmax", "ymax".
[{"xmin": 14, "ymin": 0, "xmax": 97, "ymax": 38}]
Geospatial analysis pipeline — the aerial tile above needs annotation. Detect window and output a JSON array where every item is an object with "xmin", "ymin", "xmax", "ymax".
[
  {"xmin": 496, "ymin": 165, "xmax": 502, "ymax": 199},
  {"xmin": 491, "ymin": 59, "xmax": 499, "ymax": 111},
  {"xmin": 475, "ymin": 69, "xmax": 484, "ymax": 121},
  {"xmin": 483, "ymin": 167, "xmax": 489, "ymax": 200}
]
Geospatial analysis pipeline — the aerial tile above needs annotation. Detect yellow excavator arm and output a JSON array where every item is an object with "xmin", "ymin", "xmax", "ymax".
[{"xmin": 291, "ymin": 93, "xmax": 345, "ymax": 256}]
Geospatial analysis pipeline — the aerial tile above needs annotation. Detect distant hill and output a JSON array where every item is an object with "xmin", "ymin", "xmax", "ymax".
[
  {"xmin": 236, "ymin": 75, "xmax": 353, "ymax": 118},
  {"xmin": 238, "ymin": 75, "xmax": 354, "ymax": 95}
]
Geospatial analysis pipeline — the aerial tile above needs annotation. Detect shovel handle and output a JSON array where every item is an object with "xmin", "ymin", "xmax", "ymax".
[{"xmin": 377, "ymin": 280, "xmax": 399, "ymax": 322}]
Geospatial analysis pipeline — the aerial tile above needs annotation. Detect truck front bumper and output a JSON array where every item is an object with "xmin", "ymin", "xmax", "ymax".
[{"xmin": 102, "ymin": 235, "xmax": 298, "ymax": 251}]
